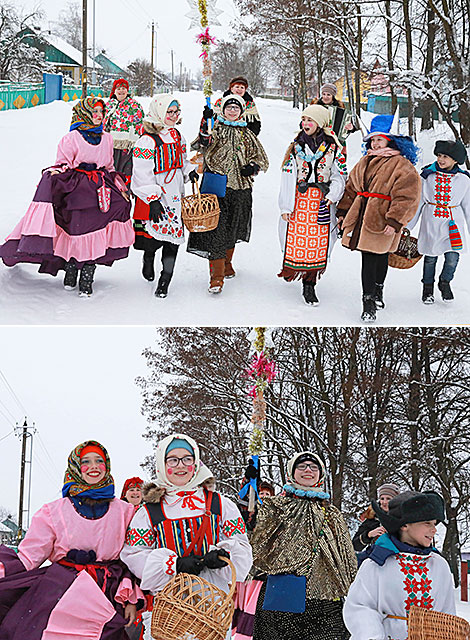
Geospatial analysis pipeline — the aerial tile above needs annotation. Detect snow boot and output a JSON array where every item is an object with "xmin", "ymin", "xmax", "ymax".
[
  {"xmin": 438, "ymin": 279, "xmax": 453, "ymax": 302},
  {"xmin": 361, "ymin": 295, "xmax": 376, "ymax": 322},
  {"xmin": 224, "ymin": 248, "xmax": 236, "ymax": 279},
  {"xmin": 155, "ymin": 273, "xmax": 172, "ymax": 298},
  {"xmin": 78, "ymin": 263, "xmax": 96, "ymax": 297},
  {"xmin": 63, "ymin": 261, "xmax": 78, "ymax": 290},
  {"xmin": 208, "ymin": 259, "xmax": 225, "ymax": 294},
  {"xmin": 422, "ymin": 283, "xmax": 435, "ymax": 304},
  {"xmin": 142, "ymin": 251, "xmax": 155, "ymax": 282},
  {"xmin": 302, "ymin": 280, "xmax": 319, "ymax": 306},
  {"xmin": 374, "ymin": 283, "xmax": 385, "ymax": 309}
]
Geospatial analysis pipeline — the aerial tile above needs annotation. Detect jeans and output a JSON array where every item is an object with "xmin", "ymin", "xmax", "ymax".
[{"xmin": 422, "ymin": 252, "xmax": 460, "ymax": 284}]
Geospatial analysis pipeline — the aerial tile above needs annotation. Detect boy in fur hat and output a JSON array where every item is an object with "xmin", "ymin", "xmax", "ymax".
[
  {"xmin": 408, "ymin": 139, "xmax": 470, "ymax": 304},
  {"xmin": 343, "ymin": 491, "xmax": 455, "ymax": 640}
]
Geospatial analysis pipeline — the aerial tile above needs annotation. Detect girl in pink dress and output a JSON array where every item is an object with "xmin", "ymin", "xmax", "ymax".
[
  {"xmin": 0, "ymin": 440, "xmax": 143, "ymax": 640},
  {"xmin": 0, "ymin": 98, "xmax": 134, "ymax": 296}
]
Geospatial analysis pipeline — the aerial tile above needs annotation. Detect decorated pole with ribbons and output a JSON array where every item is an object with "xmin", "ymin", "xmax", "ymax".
[
  {"xmin": 186, "ymin": 0, "xmax": 221, "ymax": 133},
  {"xmin": 240, "ymin": 327, "xmax": 276, "ymax": 512}
]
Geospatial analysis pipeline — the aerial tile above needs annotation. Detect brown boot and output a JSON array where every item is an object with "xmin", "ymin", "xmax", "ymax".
[
  {"xmin": 224, "ymin": 248, "xmax": 236, "ymax": 279},
  {"xmin": 209, "ymin": 258, "xmax": 225, "ymax": 294}
]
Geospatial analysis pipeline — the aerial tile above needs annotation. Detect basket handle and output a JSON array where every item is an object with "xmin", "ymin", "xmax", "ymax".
[
  {"xmin": 191, "ymin": 178, "xmax": 202, "ymax": 206},
  {"xmin": 220, "ymin": 556, "xmax": 237, "ymax": 600}
]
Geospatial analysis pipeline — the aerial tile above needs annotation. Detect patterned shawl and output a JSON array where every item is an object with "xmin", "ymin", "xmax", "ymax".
[
  {"xmin": 204, "ymin": 121, "xmax": 269, "ymax": 190},
  {"xmin": 62, "ymin": 440, "xmax": 115, "ymax": 500},
  {"xmin": 251, "ymin": 493, "xmax": 357, "ymax": 599}
]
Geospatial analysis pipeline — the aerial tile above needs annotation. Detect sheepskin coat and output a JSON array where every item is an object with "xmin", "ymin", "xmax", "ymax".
[{"xmin": 337, "ymin": 154, "xmax": 421, "ymax": 254}]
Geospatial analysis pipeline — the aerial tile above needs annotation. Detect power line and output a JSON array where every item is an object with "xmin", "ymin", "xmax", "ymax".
[
  {"xmin": 0, "ymin": 402, "xmax": 16, "ymax": 425},
  {"xmin": 36, "ymin": 433, "xmax": 63, "ymax": 479},
  {"xmin": 0, "ymin": 430, "xmax": 14, "ymax": 443},
  {"xmin": 0, "ymin": 368, "xmax": 28, "ymax": 416}
]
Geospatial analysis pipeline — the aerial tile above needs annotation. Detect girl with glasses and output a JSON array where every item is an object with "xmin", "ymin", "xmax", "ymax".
[
  {"xmin": 121, "ymin": 433, "xmax": 252, "ymax": 639},
  {"xmin": 188, "ymin": 93, "xmax": 269, "ymax": 294},
  {"xmin": 131, "ymin": 94, "xmax": 197, "ymax": 298},
  {"xmin": 249, "ymin": 451, "xmax": 357, "ymax": 640}
]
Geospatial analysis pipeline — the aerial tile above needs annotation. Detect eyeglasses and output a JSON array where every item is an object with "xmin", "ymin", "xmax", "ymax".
[
  {"xmin": 165, "ymin": 455, "xmax": 195, "ymax": 468},
  {"xmin": 166, "ymin": 109, "xmax": 180, "ymax": 116},
  {"xmin": 296, "ymin": 463, "xmax": 320, "ymax": 471},
  {"xmin": 225, "ymin": 105, "xmax": 240, "ymax": 111}
]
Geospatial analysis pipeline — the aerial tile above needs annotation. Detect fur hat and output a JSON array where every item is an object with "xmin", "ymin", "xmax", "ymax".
[
  {"xmin": 372, "ymin": 490, "xmax": 446, "ymax": 534},
  {"xmin": 320, "ymin": 83, "xmax": 337, "ymax": 96},
  {"xmin": 229, "ymin": 76, "xmax": 249, "ymax": 89},
  {"xmin": 377, "ymin": 483, "xmax": 400, "ymax": 498},
  {"xmin": 434, "ymin": 140, "xmax": 467, "ymax": 165}
]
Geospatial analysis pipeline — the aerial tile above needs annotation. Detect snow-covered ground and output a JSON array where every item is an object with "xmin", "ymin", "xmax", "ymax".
[{"xmin": 0, "ymin": 91, "xmax": 467, "ymax": 325}]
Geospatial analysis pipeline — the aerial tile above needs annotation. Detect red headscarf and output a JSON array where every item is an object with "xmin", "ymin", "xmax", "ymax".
[
  {"xmin": 110, "ymin": 78, "xmax": 129, "ymax": 99},
  {"xmin": 120, "ymin": 476, "xmax": 144, "ymax": 499}
]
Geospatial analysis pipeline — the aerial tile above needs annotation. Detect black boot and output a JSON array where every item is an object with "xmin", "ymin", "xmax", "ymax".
[
  {"xmin": 142, "ymin": 252, "xmax": 155, "ymax": 282},
  {"xmin": 79, "ymin": 263, "xmax": 96, "ymax": 297},
  {"xmin": 361, "ymin": 295, "xmax": 376, "ymax": 322},
  {"xmin": 63, "ymin": 261, "xmax": 78, "ymax": 289},
  {"xmin": 155, "ymin": 273, "xmax": 172, "ymax": 298},
  {"xmin": 422, "ymin": 283, "xmax": 434, "ymax": 304},
  {"xmin": 438, "ymin": 279, "xmax": 453, "ymax": 302},
  {"xmin": 374, "ymin": 283, "xmax": 385, "ymax": 309},
  {"xmin": 302, "ymin": 280, "xmax": 319, "ymax": 306}
]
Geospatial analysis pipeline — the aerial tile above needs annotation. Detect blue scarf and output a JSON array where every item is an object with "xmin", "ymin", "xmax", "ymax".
[
  {"xmin": 70, "ymin": 122, "xmax": 104, "ymax": 145},
  {"xmin": 283, "ymin": 483, "xmax": 330, "ymax": 500},
  {"xmin": 421, "ymin": 161, "xmax": 470, "ymax": 179},
  {"xmin": 217, "ymin": 115, "xmax": 247, "ymax": 127},
  {"xmin": 357, "ymin": 532, "xmax": 437, "ymax": 567},
  {"xmin": 68, "ymin": 495, "xmax": 110, "ymax": 519}
]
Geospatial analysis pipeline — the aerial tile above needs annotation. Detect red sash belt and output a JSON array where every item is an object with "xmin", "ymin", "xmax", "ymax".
[
  {"xmin": 357, "ymin": 191, "xmax": 391, "ymax": 201},
  {"xmin": 58, "ymin": 558, "xmax": 111, "ymax": 592}
]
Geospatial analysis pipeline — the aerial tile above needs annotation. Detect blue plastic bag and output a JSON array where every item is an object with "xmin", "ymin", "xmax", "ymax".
[{"xmin": 200, "ymin": 171, "xmax": 227, "ymax": 198}]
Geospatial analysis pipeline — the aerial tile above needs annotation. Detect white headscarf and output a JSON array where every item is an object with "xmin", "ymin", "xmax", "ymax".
[
  {"xmin": 154, "ymin": 433, "xmax": 212, "ymax": 497},
  {"xmin": 286, "ymin": 451, "xmax": 326, "ymax": 494},
  {"xmin": 143, "ymin": 93, "xmax": 180, "ymax": 129}
]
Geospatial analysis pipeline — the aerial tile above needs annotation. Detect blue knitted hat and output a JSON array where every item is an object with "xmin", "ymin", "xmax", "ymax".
[{"xmin": 165, "ymin": 437, "xmax": 194, "ymax": 457}]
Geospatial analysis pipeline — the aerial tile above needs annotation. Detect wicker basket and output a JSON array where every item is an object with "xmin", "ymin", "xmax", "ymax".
[
  {"xmin": 181, "ymin": 181, "xmax": 220, "ymax": 233},
  {"xmin": 389, "ymin": 228, "xmax": 422, "ymax": 269},
  {"xmin": 151, "ymin": 557, "xmax": 236, "ymax": 640},
  {"xmin": 408, "ymin": 606, "xmax": 470, "ymax": 640}
]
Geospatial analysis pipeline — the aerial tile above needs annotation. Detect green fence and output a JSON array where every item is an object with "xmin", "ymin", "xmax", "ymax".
[{"xmin": 0, "ymin": 82, "xmax": 106, "ymax": 111}]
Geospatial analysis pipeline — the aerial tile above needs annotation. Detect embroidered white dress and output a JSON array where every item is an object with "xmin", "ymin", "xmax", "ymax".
[
  {"xmin": 408, "ymin": 171, "xmax": 470, "ymax": 255},
  {"xmin": 343, "ymin": 552, "xmax": 455, "ymax": 640},
  {"xmin": 131, "ymin": 129, "xmax": 194, "ymax": 245},
  {"xmin": 120, "ymin": 488, "xmax": 252, "ymax": 640}
]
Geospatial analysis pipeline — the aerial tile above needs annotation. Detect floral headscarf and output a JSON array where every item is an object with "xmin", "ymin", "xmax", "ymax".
[
  {"xmin": 70, "ymin": 97, "xmax": 106, "ymax": 132},
  {"xmin": 120, "ymin": 476, "xmax": 144, "ymax": 499},
  {"xmin": 62, "ymin": 440, "xmax": 115, "ymax": 500}
]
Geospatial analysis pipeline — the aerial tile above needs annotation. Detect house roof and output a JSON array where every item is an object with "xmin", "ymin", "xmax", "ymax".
[
  {"xmin": 94, "ymin": 53, "xmax": 126, "ymax": 76},
  {"xmin": 21, "ymin": 28, "xmax": 102, "ymax": 69},
  {"xmin": 0, "ymin": 522, "xmax": 12, "ymax": 533}
]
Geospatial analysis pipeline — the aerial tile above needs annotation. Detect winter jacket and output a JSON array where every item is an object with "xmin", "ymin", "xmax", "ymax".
[
  {"xmin": 337, "ymin": 153, "xmax": 421, "ymax": 254},
  {"xmin": 352, "ymin": 509, "xmax": 382, "ymax": 552}
]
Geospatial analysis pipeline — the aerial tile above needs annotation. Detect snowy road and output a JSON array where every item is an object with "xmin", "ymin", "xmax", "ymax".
[{"xmin": 0, "ymin": 91, "xmax": 468, "ymax": 325}]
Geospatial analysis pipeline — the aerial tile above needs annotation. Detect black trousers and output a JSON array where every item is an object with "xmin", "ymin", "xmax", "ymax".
[
  {"xmin": 145, "ymin": 241, "xmax": 179, "ymax": 277},
  {"xmin": 361, "ymin": 251, "xmax": 388, "ymax": 296}
]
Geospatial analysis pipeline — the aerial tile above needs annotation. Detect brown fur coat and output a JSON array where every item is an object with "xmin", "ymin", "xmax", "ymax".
[{"xmin": 337, "ymin": 154, "xmax": 421, "ymax": 254}]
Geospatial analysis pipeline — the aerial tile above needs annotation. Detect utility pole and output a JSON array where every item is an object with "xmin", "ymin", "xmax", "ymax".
[
  {"xmin": 15, "ymin": 418, "xmax": 35, "ymax": 543},
  {"xmin": 171, "ymin": 49, "xmax": 174, "ymax": 85},
  {"xmin": 179, "ymin": 61, "xmax": 182, "ymax": 90},
  {"xmin": 82, "ymin": 0, "xmax": 88, "ymax": 97},
  {"xmin": 92, "ymin": 0, "xmax": 96, "ymax": 85},
  {"xmin": 150, "ymin": 21, "xmax": 155, "ymax": 96}
]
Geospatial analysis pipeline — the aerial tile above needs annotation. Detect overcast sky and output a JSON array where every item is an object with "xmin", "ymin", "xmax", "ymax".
[
  {"xmin": 0, "ymin": 326, "xmax": 160, "ymax": 522},
  {"xmin": 22, "ymin": 0, "xmax": 239, "ymax": 74}
]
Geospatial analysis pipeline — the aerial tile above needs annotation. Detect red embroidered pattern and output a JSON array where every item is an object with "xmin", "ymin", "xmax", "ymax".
[
  {"xmin": 397, "ymin": 554, "xmax": 434, "ymax": 611},
  {"xmin": 433, "ymin": 173, "xmax": 453, "ymax": 218},
  {"xmin": 125, "ymin": 527, "xmax": 156, "ymax": 547},
  {"xmin": 146, "ymin": 194, "xmax": 160, "ymax": 203},
  {"xmin": 222, "ymin": 517, "xmax": 246, "ymax": 537},
  {"xmin": 165, "ymin": 554, "xmax": 176, "ymax": 575}
]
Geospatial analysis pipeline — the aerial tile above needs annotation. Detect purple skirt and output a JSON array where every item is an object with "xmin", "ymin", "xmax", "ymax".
[{"xmin": 0, "ymin": 168, "xmax": 134, "ymax": 276}]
